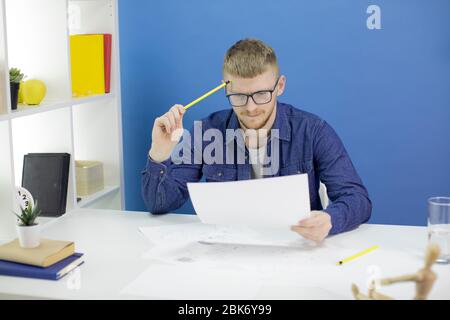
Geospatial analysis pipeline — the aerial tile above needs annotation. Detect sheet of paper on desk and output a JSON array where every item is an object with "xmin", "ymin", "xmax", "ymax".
[
  {"xmin": 139, "ymin": 222, "xmax": 303, "ymax": 250},
  {"xmin": 139, "ymin": 222, "xmax": 311, "ymax": 266},
  {"xmin": 187, "ymin": 173, "xmax": 311, "ymax": 229}
]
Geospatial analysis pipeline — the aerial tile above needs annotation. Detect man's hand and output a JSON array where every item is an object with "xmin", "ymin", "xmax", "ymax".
[
  {"xmin": 291, "ymin": 211, "xmax": 332, "ymax": 243},
  {"xmin": 149, "ymin": 104, "xmax": 186, "ymax": 163}
]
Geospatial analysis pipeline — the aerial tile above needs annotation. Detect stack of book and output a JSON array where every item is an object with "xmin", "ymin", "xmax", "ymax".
[
  {"xmin": 0, "ymin": 239, "xmax": 84, "ymax": 280},
  {"xmin": 70, "ymin": 33, "xmax": 112, "ymax": 97}
]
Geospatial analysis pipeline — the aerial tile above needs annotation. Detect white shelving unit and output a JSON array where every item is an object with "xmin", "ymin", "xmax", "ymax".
[{"xmin": 0, "ymin": 0, "xmax": 125, "ymax": 239}]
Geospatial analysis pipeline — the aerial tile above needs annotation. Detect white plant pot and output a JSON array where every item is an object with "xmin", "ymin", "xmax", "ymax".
[{"xmin": 16, "ymin": 224, "xmax": 41, "ymax": 248}]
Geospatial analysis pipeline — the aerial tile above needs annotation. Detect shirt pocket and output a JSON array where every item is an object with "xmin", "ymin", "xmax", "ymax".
[
  {"xmin": 279, "ymin": 160, "xmax": 313, "ymax": 176},
  {"xmin": 202, "ymin": 165, "xmax": 237, "ymax": 182}
]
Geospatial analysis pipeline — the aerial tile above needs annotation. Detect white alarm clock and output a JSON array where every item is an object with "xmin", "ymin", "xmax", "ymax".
[{"xmin": 14, "ymin": 186, "xmax": 35, "ymax": 213}]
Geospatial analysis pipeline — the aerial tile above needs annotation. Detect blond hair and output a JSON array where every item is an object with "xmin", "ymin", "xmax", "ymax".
[{"xmin": 223, "ymin": 38, "xmax": 279, "ymax": 78}]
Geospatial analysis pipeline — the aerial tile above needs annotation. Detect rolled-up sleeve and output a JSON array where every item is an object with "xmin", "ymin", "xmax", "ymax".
[{"xmin": 313, "ymin": 120, "xmax": 372, "ymax": 235}]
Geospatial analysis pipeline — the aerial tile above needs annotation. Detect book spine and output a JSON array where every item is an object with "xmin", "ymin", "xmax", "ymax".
[
  {"xmin": 0, "ymin": 266, "xmax": 57, "ymax": 280},
  {"xmin": 104, "ymin": 34, "xmax": 112, "ymax": 93}
]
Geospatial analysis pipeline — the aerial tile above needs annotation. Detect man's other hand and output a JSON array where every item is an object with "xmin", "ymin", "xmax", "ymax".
[{"xmin": 291, "ymin": 211, "xmax": 332, "ymax": 243}]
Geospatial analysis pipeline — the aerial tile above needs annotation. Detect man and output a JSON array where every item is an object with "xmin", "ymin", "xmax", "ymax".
[{"xmin": 142, "ymin": 38, "xmax": 372, "ymax": 243}]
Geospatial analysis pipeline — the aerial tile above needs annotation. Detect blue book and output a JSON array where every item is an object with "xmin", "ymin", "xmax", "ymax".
[{"xmin": 0, "ymin": 253, "xmax": 84, "ymax": 281}]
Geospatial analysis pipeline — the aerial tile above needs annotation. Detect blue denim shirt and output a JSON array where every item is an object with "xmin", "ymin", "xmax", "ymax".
[{"xmin": 141, "ymin": 102, "xmax": 372, "ymax": 235}]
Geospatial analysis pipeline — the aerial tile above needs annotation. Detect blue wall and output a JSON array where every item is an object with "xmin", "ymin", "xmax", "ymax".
[{"xmin": 118, "ymin": 0, "xmax": 450, "ymax": 226}]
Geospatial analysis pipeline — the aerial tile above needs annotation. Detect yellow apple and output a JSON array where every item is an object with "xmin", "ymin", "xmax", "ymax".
[
  {"xmin": 18, "ymin": 81, "xmax": 25, "ymax": 103},
  {"xmin": 23, "ymin": 79, "xmax": 46, "ymax": 105}
]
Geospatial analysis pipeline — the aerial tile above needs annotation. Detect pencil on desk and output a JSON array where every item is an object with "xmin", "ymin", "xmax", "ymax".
[
  {"xmin": 183, "ymin": 80, "xmax": 231, "ymax": 110},
  {"xmin": 337, "ymin": 245, "xmax": 380, "ymax": 265}
]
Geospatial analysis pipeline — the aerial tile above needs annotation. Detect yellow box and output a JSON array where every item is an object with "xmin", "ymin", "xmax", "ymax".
[
  {"xmin": 70, "ymin": 34, "xmax": 105, "ymax": 97},
  {"xmin": 75, "ymin": 160, "xmax": 104, "ymax": 197}
]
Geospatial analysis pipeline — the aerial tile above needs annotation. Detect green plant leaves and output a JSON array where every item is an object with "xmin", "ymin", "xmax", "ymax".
[
  {"xmin": 9, "ymin": 67, "xmax": 25, "ymax": 83},
  {"xmin": 13, "ymin": 201, "xmax": 42, "ymax": 226}
]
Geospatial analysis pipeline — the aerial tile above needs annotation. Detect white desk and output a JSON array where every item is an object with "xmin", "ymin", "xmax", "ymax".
[{"xmin": 0, "ymin": 209, "xmax": 449, "ymax": 300}]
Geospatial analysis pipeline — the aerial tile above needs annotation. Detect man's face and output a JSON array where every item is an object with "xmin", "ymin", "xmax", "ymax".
[{"xmin": 224, "ymin": 68, "xmax": 285, "ymax": 130}]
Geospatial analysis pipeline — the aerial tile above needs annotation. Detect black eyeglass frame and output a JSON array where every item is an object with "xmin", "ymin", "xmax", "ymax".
[{"xmin": 225, "ymin": 76, "xmax": 281, "ymax": 107}]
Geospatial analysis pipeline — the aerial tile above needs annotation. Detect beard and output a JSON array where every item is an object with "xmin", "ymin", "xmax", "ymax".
[{"xmin": 236, "ymin": 103, "xmax": 276, "ymax": 130}]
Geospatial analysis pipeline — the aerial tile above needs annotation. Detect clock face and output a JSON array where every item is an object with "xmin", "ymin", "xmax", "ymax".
[{"xmin": 15, "ymin": 186, "xmax": 34, "ymax": 212}]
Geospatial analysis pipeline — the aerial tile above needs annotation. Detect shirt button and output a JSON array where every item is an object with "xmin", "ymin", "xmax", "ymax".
[
  {"xmin": 297, "ymin": 171, "xmax": 301, "ymax": 174},
  {"xmin": 217, "ymin": 172, "xmax": 223, "ymax": 177},
  {"xmin": 160, "ymin": 170, "xmax": 164, "ymax": 175}
]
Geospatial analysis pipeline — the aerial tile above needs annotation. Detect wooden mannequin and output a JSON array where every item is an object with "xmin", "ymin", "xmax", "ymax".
[{"xmin": 352, "ymin": 243, "xmax": 440, "ymax": 300}]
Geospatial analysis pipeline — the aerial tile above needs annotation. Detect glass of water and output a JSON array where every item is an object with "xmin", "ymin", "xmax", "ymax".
[{"xmin": 428, "ymin": 197, "xmax": 450, "ymax": 264}]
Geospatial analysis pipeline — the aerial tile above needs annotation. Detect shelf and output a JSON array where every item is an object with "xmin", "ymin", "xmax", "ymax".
[
  {"xmin": 77, "ymin": 185, "xmax": 120, "ymax": 208},
  {"xmin": 0, "ymin": 0, "xmax": 124, "ymax": 238},
  {"xmin": 11, "ymin": 100, "xmax": 76, "ymax": 119},
  {"xmin": 71, "ymin": 93, "xmax": 115, "ymax": 105},
  {"xmin": 0, "ymin": 93, "xmax": 115, "ymax": 121}
]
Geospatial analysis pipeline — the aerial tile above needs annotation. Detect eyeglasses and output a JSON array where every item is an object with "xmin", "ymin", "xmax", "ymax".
[{"xmin": 226, "ymin": 77, "xmax": 280, "ymax": 107}]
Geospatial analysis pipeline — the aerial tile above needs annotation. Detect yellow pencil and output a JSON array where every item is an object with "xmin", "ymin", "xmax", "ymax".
[
  {"xmin": 183, "ymin": 80, "xmax": 231, "ymax": 110},
  {"xmin": 337, "ymin": 245, "xmax": 380, "ymax": 265}
]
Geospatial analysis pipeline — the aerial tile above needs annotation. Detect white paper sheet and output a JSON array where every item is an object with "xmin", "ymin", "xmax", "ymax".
[
  {"xmin": 139, "ymin": 222, "xmax": 303, "ymax": 247},
  {"xmin": 187, "ymin": 173, "xmax": 311, "ymax": 229},
  {"xmin": 138, "ymin": 222, "xmax": 326, "ymax": 272}
]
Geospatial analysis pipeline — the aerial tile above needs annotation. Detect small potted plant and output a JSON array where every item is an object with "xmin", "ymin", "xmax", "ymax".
[
  {"xmin": 9, "ymin": 67, "xmax": 25, "ymax": 110},
  {"xmin": 14, "ymin": 200, "xmax": 42, "ymax": 248}
]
